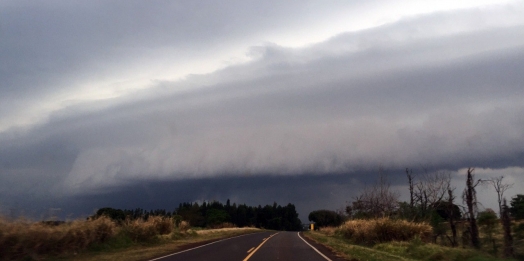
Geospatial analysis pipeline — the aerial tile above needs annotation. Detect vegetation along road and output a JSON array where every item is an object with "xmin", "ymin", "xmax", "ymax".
[{"xmin": 148, "ymin": 231, "xmax": 341, "ymax": 261}]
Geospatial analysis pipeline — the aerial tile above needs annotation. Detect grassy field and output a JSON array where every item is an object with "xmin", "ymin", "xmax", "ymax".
[
  {"xmin": 303, "ymin": 218, "xmax": 524, "ymax": 261},
  {"xmin": 305, "ymin": 231, "xmax": 519, "ymax": 261},
  {"xmin": 0, "ymin": 216, "xmax": 261, "ymax": 261}
]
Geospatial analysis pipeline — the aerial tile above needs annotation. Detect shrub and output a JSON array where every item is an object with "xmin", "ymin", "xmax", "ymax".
[
  {"xmin": 212, "ymin": 222, "xmax": 236, "ymax": 229},
  {"xmin": 337, "ymin": 218, "xmax": 432, "ymax": 245},
  {"xmin": 148, "ymin": 216, "xmax": 173, "ymax": 235},
  {"xmin": 178, "ymin": 220, "xmax": 190, "ymax": 231},
  {"xmin": 318, "ymin": 226, "xmax": 337, "ymax": 236},
  {"xmin": 121, "ymin": 219, "xmax": 156, "ymax": 242}
]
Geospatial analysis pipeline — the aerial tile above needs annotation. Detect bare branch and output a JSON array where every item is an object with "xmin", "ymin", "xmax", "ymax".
[{"xmin": 480, "ymin": 176, "xmax": 513, "ymax": 216}]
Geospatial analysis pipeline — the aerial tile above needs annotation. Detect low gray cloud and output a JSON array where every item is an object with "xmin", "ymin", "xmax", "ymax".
[{"xmin": 1, "ymin": 1, "xmax": 524, "ymax": 217}]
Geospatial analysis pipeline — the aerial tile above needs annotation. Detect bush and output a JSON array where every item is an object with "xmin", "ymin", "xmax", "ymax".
[
  {"xmin": 148, "ymin": 216, "xmax": 173, "ymax": 235},
  {"xmin": 178, "ymin": 220, "xmax": 190, "ymax": 231},
  {"xmin": 514, "ymin": 222, "xmax": 524, "ymax": 240},
  {"xmin": 336, "ymin": 218, "xmax": 432, "ymax": 245},
  {"xmin": 121, "ymin": 219, "xmax": 158, "ymax": 243}
]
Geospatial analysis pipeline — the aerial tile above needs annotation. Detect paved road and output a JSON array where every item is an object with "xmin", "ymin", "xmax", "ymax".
[{"xmin": 150, "ymin": 231, "xmax": 336, "ymax": 261}]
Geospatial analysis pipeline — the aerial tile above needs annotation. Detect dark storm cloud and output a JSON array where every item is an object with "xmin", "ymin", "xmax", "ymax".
[
  {"xmin": 7, "ymin": 173, "xmax": 376, "ymax": 222},
  {"xmin": 1, "ymin": 1, "xmax": 524, "ymax": 217},
  {"xmin": 3, "ymin": 23, "xmax": 524, "ymax": 195}
]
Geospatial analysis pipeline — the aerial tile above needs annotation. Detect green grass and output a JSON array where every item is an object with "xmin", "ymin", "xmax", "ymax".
[{"xmin": 304, "ymin": 231, "xmax": 519, "ymax": 261}]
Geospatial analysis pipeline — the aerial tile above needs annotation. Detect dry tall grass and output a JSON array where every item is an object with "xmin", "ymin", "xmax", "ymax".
[
  {"xmin": 0, "ymin": 216, "xmax": 116, "ymax": 260},
  {"xmin": 334, "ymin": 218, "xmax": 432, "ymax": 245},
  {"xmin": 0, "ymin": 215, "xmax": 186, "ymax": 260},
  {"xmin": 122, "ymin": 216, "xmax": 173, "ymax": 242}
]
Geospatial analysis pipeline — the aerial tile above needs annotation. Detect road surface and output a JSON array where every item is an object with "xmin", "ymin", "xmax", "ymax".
[{"xmin": 150, "ymin": 231, "xmax": 341, "ymax": 261}]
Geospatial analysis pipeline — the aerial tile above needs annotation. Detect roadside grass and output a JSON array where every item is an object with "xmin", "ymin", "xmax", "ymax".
[
  {"xmin": 47, "ymin": 227, "xmax": 261, "ymax": 261},
  {"xmin": 336, "ymin": 218, "xmax": 433, "ymax": 245},
  {"xmin": 0, "ymin": 216, "xmax": 260, "ymax": 261},
  {"xmin": 304, "ymin": 218, "xmax": 524, "ymax": 261},
  {"xmin": 305, "ymin": 231, "xmax": 414, "ymax": 261},
  {"xmin": 305, "ymin": 231, "xmax": 520, "ymax": 261}
]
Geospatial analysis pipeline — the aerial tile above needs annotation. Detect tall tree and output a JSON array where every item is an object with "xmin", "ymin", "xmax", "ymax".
[
  {"xmin": 510, "ymin": 194, "xmax": 524, "ymax": 220},
  {"xmin": 349, "ymin": 169, "xmax": 399, "ymax": 218},
  {"xmin": 446, "ymin": 189, "xmax": 458, "ymax": 247},
  {"xmin": 308, "ymin": 210, "xmax": 344, "ymax": 228},
  {"xmin": 462, "ymin": 167, "xmax": 481, "ymax": 249},
  {"xmin": 414, "ymin": 170, "xmax": 451, "ymax": 216},
  {"xmin": 501, "ymin": 198, "xmax": 514, "ymax": 258},
  {"xmin": 481, "ymin": 176, "xmax": 513, "ymax": 216}
]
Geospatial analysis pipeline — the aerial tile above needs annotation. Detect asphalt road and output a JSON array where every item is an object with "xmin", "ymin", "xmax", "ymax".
[{"xmin": 149, "ymin": 231, "xmax": 338, "ymax": 261}]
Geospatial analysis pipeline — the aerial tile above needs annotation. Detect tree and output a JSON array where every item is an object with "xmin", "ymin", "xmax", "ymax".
[
  {"xmin": 431, "ymin": 201, "xmax": 461, "ymax": 221},
  {"xmin": 501, "ymin": 199, "xmax": 514, "ymax": 258},
  {"xmin": 206, "ymin": 209, "xmax": 230, "ymax": 227},
  {"xmin": 349, "ymin": 169, "xmax": 399, "ymax": 219},
  {"xmin": 510, "ymin": 194, "xmax": 524, "ymax": 220},
  {"xmin": 477, "ymin": 209, "xmax": 498, "ymax": 253},
  {"xmin": 462, "ymin": 167, "xmax": 481, "ymax": 249},
  {"xmin": 308, "ymin": 210, "xmax": 344, "ymax": 228},
  {"xmin": 446, "ymin": 189, "xmax": 458, "ymax": 247},
  {"xmin": 94, "ymin": 207, "xmax": 126, "ymax": 222},
  {"xmin": 481, "ymin": 176, "xmax": 513, "ymax": 216},
  {"xmin": 406, "ymin": 168, "xmax": 415, "ymax": 209},
  {"xmin": 414, "ymin": 170, "xmax": 451, "ymax": 218},
  {"xmin": 404, "ymin": 168, "xmax": 452, "ymax": 221}
]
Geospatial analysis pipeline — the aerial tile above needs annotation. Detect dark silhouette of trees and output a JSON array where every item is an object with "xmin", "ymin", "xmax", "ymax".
[
  {"xmin": 90, "ymin": 200, "xmax": 302, "ymax": 231},
  {"xmin": 94, "ymin": 207, "xmax": 126, "ymax": 222},
  {"xmin": 308, "ymin": 210, "xmax": 344, "ymax": 228},
  {"xmin": 431, "ymin": 200, "xmax": 462, "ymax": 221},
  {"xmin": 510, "ymin": 194, "xmax": 524, "ymax": 220},
  {"xmin": 176, "ymin": 200, "xmax": 302, "ymax": 230}
]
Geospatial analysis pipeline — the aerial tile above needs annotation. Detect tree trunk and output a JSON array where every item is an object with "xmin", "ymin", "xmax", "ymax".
[
  {"xmin": 464, "ymin": 168, "xmax": 480, "ymax": 249},
  {"xmin": 501, "ymin": 198, "xmax": 514, "ymax": 258},
  {"xmin": 447, "ymin": 189, "xmax": 458, "ymax": 247}
]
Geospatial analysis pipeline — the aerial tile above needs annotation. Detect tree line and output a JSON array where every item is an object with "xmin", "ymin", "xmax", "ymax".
[{"xmin": 93, "ymin": 199, "xmax": 303, "ymax": 231}]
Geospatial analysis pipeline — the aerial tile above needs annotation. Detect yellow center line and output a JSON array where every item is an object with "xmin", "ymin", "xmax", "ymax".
[
  {"xmin": 243, "ymin": 232, "xmax": 279, "ymax": 261},
  {"xmin": 247, "ymin": 247, "xmax": 255, "ymax": 253}
]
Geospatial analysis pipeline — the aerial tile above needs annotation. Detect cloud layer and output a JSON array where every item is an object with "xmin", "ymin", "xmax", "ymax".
[{"xmin": 1, "ymin": 1, "xmax": 524, "ymax": 216}]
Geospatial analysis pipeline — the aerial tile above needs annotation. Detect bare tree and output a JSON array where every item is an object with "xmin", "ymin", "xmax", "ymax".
[
  {"xmin": 406, "ymin": 168, "xmax": 415, "ymax": 208},
  {"xmin": 350, "ymin": 169, "xmax": 400, "ymax": 218},
  {"xmin": 463, "ymin": 167, "xmax": 481, "ymax": 249},
  {"xmin": 481, "ymin": 176, "xmax": 513, "ymax": 216},
  {"xmin": 413, "ymin": 169, "xmax": 451, "ymax": 214}
]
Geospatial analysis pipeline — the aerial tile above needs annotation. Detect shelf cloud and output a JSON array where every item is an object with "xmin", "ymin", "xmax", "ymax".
[{"xmin": 1, "ymin": 0, "xmax": 523, "ymax": 217}]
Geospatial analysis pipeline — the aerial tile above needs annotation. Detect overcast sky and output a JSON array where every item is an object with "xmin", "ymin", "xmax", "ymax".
[{"xmin": 1, "ymin": 0, "xmax": 524, "ymax": 221}]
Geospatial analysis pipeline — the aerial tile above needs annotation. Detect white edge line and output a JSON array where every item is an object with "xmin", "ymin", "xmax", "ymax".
[
  {"xmin": 297, "ymin": 232, "xmax": 332, "ymax": 261},
  {"xmin": 148, "ymin": 233, "xmax": 260, "ymax": 261}
]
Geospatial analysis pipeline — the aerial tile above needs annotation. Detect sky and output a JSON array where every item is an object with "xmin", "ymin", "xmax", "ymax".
[{"xmin": 1, "ymin": 0, "xmax": 524, "ymax": 221}]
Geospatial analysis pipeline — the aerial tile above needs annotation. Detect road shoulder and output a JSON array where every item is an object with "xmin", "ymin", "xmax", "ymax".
[{"xmin": 300, "ymin": 231, "xmax": 348, "ymax": 261}]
